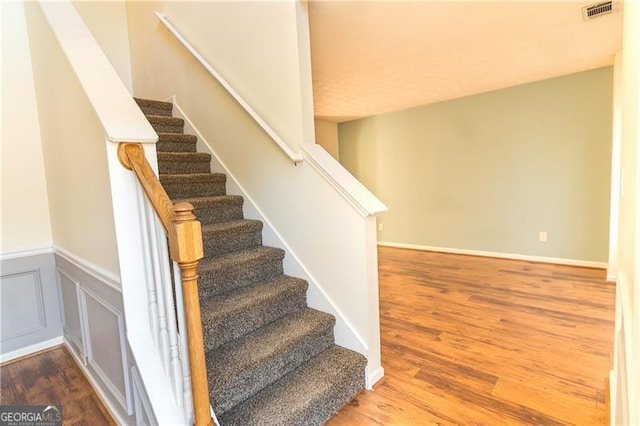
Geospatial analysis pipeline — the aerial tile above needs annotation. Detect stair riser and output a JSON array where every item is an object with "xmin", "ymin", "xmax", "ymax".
[
  {"xmin": 157, "ymin": 141, "xmax": 197, "ymax": 153},
  {"xmin": 159, "ymin": 161, "xmax": 211, "ymax": 175},
  {"xmin": 202, "ymin": 228, "xmax": 262, "ymax": 258},
  {"xmin": 194, "ymin": 203, "xmax": 244, "ymax": 225},
  {"xmin": 151, "ymin": 123, "xmax": 184, "ymax": 133},
  {"xmin": 134, "ymin": 98, "xmax": 173, "ymax": 111},
  {"xmin": 199, "ymin": 259, "xmax": 284, "ymax": 298},
  {"xmin": 203, "ymin": 287, "xmax": 307, "ymax": 352},
  {"xmin": 284, "ymin": 366, "xmax": 365, "ymax": 426},
  {"xmin": 212, "ymin": 328, "xmax": 335, "ymax": 415},
  {"xmin": 161, "ymin": 180, "xmax": 227, "ymax": 199},
  {"xmin": 140, "ymin": 106, "xmax": 173, "ymax": 117}
]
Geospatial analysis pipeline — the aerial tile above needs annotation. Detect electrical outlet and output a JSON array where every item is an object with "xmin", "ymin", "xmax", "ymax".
[
  {"xmin": 539, "ymin": 231, "xmax": 548, "ymax": 242},
  {"xmin": 378, "ymin": 223, "xmax": 384, "ymax": 232}
]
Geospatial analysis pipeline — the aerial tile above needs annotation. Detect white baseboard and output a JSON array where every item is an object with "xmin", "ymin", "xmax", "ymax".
[
  {"xmin": 0, "ymin": 336, "xmax": 63, "ymax": 364},
  {"xmin": 0, "ymin": 246, "xmax": 54, "ymax": 261},
  {"xmin": 64, "ymin": 339, "xmax": 128, "ymax": 425},
  {"xmin": 365, "ymin": 365, "xmax": 385, "ymax": 390},
  {"xmin": 378, "ymin": 241, "xmax": 608, "ymax": 269}
]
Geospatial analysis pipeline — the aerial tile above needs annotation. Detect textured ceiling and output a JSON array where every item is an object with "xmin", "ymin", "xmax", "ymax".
[{"xmin": 309, "ymin": 1, "xmax": 623, "ymax": 122}]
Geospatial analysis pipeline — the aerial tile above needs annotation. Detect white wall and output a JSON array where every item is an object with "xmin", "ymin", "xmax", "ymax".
[
  {"xmin": 314, "ymin": 119, "xmax": 340, "ymax": 160},
  {"xmin": 72, "ymin": 0, "xmax": 133, "ymax": 92},
  {"xmin": 1, "ymin": 0, "xmax": 136, "ymax": 257},
  {"xmin": 136, "ymin": 1, "xmax": 313, "ymax": 151},
  {"xmin": 126, "ymin": 1, "xmax": 383, "ymax": 382},
  {"xmin": 611, "ymin": 0, "xmax": 640, "ymax": 423},
  {"xmin": 25, "ymin": 1, "xmax": 121, "ymax": 276},
  {"xmin": 1, "ymin": 1, "xmax": 52, "ymax": 254},
  {"xmin": 608, "ymin": 53, "xmax": 623, "ymax": 281},
  {"xmin": 616, "ymin": 0, "xmax": 638, "ymax": 299}
]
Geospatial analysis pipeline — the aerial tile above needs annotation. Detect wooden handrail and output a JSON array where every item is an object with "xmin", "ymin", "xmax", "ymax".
[
  {"xmin": 118, "ymin": 143, "xmax": 213, "ymax": 426},
  {"xmin": 118, "ymin": 144, "xmax": 174, "ymax": 232}
]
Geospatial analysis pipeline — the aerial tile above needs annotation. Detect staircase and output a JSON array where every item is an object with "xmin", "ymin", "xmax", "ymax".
[{"xmin": 134, "ymin": 98, "xmax": 367, "ymax": 425}]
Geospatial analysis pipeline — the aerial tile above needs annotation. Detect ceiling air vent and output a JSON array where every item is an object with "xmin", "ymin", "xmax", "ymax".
[{"xmin": 582, "ymin": 1, "xmax": 613, "ymax": 20}]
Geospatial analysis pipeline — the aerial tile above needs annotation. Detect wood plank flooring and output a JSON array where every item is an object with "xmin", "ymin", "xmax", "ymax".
[
  {"xmin": 328, "ymin": 247, "xmax": 615, "ymax": 426},
  {"xmin": 0, "ymin": 247, "xmax": 614, "ymax": 425},
  {"xmin": 0, "ymin": 346, "xmax": 115, "ymax": 426}
]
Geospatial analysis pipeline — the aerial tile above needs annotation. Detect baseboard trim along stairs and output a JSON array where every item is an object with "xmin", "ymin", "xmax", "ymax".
[{"xmin": 135, "ymin": 98, "xmax": 367, "ymax": 425}]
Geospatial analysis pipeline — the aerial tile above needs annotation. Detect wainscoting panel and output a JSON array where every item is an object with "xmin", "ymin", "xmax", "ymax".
[
  {"xmin": 0, "ymin": 251, "xmax": 62, "ymax": 362},
  {"xmin": 1, "ymin": 269, "xmax": 46, "ymax": 339},
  {"xmin": 57, "ymin": 269, "xmax": 84, "ymax": 357},
  {"xmin": 54, "ymin": 251, "xmax": 135, "ymax": 422},
  {"xmin": 80, "ymin": 287, "xmax": 132, "ymax": 414}
]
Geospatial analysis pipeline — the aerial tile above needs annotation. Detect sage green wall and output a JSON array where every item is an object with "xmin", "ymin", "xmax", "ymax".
[{"xmin": 339, "ymin": 67, "xmax": 613, "ymax": 262}]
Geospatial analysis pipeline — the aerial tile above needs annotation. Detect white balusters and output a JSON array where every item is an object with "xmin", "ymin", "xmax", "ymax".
[
  {"xmin": 154, "ymin": 220, "xmax": 185, "ymax": 409},
  {"xmin": 136, "ymin": 185, "xmax": 191, "ymax": 415},
  {"xmin": 136, "ymin": 185, "xmax": 161, "ymax": 347},
  {"xmin": 174, "ymin": 263, "xmax": 195, "ymax": 422},
  {"xmin": 146, "ymin": 200, "xmax": 171, "ymax": 372}
]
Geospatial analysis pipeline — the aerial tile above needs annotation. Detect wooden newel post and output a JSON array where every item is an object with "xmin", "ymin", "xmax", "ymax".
[{"xmin": 170, "ymin": 203, "xmax": 213, "ymax": 426}]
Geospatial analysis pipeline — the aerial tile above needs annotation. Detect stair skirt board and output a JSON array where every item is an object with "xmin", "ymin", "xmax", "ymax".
[
  {"xmin": 163, "ymin": 100, "xmax": 378, "ymax": 383},
  {"xmin": 134, "ymin": 98, "xmax": 367, "ymax": 425},
  {"xmin": 168, "ymin": 98, "xmax": 371, "ymax": 360}
]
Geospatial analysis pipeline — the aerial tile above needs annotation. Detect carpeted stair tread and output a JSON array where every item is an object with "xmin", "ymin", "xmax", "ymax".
[
  {"xmin": 175, "ymin": 195, "xmax": 244, "ymax": 225},
  {"xmin": 135, "ymin": 98, "xmax": 173, "ymax": 117},
  {"xmin": 157, "ymin": 152, "xmax": 211, "ymax": 162},
  {"xmin": 198, "ymin": 247, "xmax": 285, "ymax": 298},
  {"xmin": 201, "ymin": 220, "xmax": 263, "ymax": 258},
  {"xmin": 207, "ymin": 308, "xmax": 335, "ymax": 415},
  {"xmin": 157, "ymin": 152, "xmax": 212, "ymax": 174},
  {"xmin": 218, "ymin": 346, "xmax": 367, "ymax": 426},
  {"xmin": 201, "ymin": 276, "xmax": 308, "ymax": 351},
  {"xmin": 157, "ymin": 133, "xmax": 198, "ymax": 153},
  {"xmin": 146, "ymin": 115, "xmax": 185, "ymax": 133},
  {"xmin": 160, "ymin": 173, "xmax": 227, "ymax": 199}
]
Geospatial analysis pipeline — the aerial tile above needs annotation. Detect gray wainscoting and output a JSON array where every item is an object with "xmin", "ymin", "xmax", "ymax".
[
  {"xmin": 1, "ymin": 251, "xmax": 62, "ymax": 361},
  {"xmin": 56, "ymin": 250, "xmax": 154, "ymax": 424},
  {"xmin": 54, "ymin": 252, "xmax": 136, "ymax": 423},
  {"xmin": 2, "ymin": 249, "xmax": 154, "ymax": 424}
]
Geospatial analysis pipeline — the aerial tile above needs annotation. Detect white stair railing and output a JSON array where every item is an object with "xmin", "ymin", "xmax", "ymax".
[{"xmin": 139, "ymin": 190, "xmax": 192, "ymax": 418}]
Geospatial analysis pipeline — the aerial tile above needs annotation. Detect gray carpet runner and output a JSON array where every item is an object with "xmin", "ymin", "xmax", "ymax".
[{"xmin": 135, "ymin": 98, "xmax": 366, "ymax": 425}]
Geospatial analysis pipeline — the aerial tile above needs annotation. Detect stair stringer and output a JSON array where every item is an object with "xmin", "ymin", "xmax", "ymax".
[{"xmin": 169, "ymin": 97, "xmax": 369, "ymax": 364}]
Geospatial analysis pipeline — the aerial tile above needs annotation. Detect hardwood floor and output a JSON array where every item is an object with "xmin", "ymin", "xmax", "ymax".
[
  {"xmin": 0, "ymin": 247, "xmax": 614, "ymax": 425},
  {"xmin": 0, "ymin": 346, "xmax": 115, "ymax": 426},
  {"xmin": 328, "ymin": 247, "xmax": 615, "ymax": 426}
]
